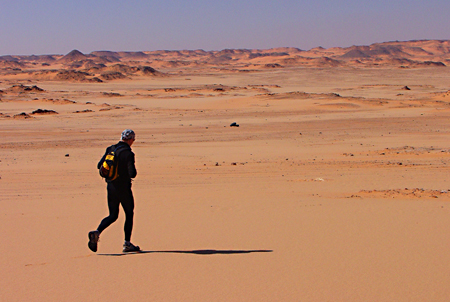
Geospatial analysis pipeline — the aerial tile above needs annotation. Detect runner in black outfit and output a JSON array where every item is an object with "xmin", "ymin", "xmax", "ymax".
[{"xmin": 88, "ymin": 129, "xmax": 140, "ymax": 253}]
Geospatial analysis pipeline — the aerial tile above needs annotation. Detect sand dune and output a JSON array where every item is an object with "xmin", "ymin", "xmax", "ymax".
[{"xmin": 1, "ymin": 41, "xmax": 450, "ymax": 301}]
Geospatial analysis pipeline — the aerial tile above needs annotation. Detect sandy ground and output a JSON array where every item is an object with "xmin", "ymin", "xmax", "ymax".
[{"xmin": 1, "ymin": 67, "xmax": 450, "ymax": 301}]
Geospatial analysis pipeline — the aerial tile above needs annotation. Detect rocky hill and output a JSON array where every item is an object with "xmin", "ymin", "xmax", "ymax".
[{"xmin": 0, "ymin": 40, "xmax": 449, "ymax": 81}]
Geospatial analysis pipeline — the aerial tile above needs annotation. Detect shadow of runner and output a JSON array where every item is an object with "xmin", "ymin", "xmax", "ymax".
[{"xmin": 98, "ymin": 249, "xmax": 273, "ymax": 256}]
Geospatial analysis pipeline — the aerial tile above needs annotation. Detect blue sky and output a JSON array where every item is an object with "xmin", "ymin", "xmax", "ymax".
[{"xmin": 0, "ymin": 0, "xmax": 449, "ymax": 55}]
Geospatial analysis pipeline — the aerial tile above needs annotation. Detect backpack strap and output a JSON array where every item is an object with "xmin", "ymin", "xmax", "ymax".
[{"xmin": 113, "ymin": 144, "xmax": 128, "ymax": 156}]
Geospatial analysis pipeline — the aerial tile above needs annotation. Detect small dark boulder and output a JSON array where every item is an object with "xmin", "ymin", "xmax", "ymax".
[
  {"xmin": 13, "ymin": 112, "xmax": 33, "ymax": 119},
  {"xmin": 74, "ymin": 109, "xmax": 94, "ymax": 113},
  {"xmin": 31, "ymin": 109, "xmax": 58, "ymax": 115},
  {"xmin": 265, "ymin": 63, "xmax": 282, "ymax": 68},
  {"xmin": 230, "ymin": 122, "xmax": 239, "ymax": 127}
]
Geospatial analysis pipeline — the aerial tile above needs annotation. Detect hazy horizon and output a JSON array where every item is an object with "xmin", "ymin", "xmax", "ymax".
[{"xmin": 1, "ymin": 0, "xmax": 449, "ymax": 56}]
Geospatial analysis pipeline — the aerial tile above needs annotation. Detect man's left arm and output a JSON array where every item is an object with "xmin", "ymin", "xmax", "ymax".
[{"xmin": 127, "ymin": 152, "xmax": 137, "ymax": 178}]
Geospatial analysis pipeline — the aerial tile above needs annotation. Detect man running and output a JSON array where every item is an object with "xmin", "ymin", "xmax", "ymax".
[{"xmin": 88, "ymin": 129, "xmax": 140, "ymax": 253}]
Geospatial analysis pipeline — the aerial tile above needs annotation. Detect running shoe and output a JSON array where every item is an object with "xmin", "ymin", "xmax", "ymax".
[
  {"xmin": 88, "ymin": 230, "xmax": 100, "ymax": 252},
  {"xmin": 123, "ymin": 242, "xmax": 141, "ymax": 253}
]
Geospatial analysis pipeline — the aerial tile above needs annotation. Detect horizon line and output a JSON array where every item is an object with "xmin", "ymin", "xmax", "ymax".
[{"xmin": 1, "ymin": 39, "xmax": 449, "ymax": 57}]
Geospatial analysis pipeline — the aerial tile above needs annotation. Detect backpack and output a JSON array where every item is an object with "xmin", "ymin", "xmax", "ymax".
[{"xmin": 99, "ymin": 145, "xmax": 126, "ymax": 181}]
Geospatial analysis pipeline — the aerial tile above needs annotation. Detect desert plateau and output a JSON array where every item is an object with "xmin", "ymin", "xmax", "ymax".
[{"xmin": 2, "ymin": 40, "xmax": 450, "ymax": 301}]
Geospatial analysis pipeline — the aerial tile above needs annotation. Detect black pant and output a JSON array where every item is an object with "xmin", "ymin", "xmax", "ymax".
[{"xmin": 97, "ymin": 182, "xmax": 134, "ymax": 242}]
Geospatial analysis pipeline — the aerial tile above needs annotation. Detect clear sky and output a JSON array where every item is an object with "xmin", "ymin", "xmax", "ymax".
[{"xmin": 0, "ymin": 0, "xmax": 449, "ymax": 55}]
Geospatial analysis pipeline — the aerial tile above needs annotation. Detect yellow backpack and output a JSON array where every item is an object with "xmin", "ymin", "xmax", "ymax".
[{"xmin": 99, "ymin": 145, "xmax": 125, "ymax": 181}]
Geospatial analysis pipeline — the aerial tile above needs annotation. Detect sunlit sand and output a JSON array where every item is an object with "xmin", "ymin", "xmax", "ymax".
[{"xmin": 1, "ymin": 40, "xmax": 450, "ymax": 301}]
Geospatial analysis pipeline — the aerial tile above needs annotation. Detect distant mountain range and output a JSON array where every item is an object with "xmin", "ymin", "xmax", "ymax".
[{"xmin": 0, "ymin": 40, "xmax": 448, "ymax": 81}]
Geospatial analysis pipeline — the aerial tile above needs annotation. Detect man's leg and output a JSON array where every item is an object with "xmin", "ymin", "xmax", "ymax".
[
  {"xmin": 119, "ymin": 185, "xmax": 140, "ymax": 252},
  {"xmin": 88, "ymin": 183, "xmax": 121, "ymax": 252},
  {"xmin": 120, "ymin": 186, "xmax": 135, "ymax": 242},
  {"xmin": 97, "ymin": 182, "xmax": 121, "ymax": 233}
]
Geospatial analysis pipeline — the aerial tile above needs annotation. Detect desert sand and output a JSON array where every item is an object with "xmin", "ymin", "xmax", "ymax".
[{"xmin": 1, "ymin": 40, "xmax": 450, "ymax": 301}]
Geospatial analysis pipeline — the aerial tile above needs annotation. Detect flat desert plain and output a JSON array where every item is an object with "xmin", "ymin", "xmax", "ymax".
[{"xmin": 1, "ymin": 41, "xmax": 450, "ymax": 301}]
